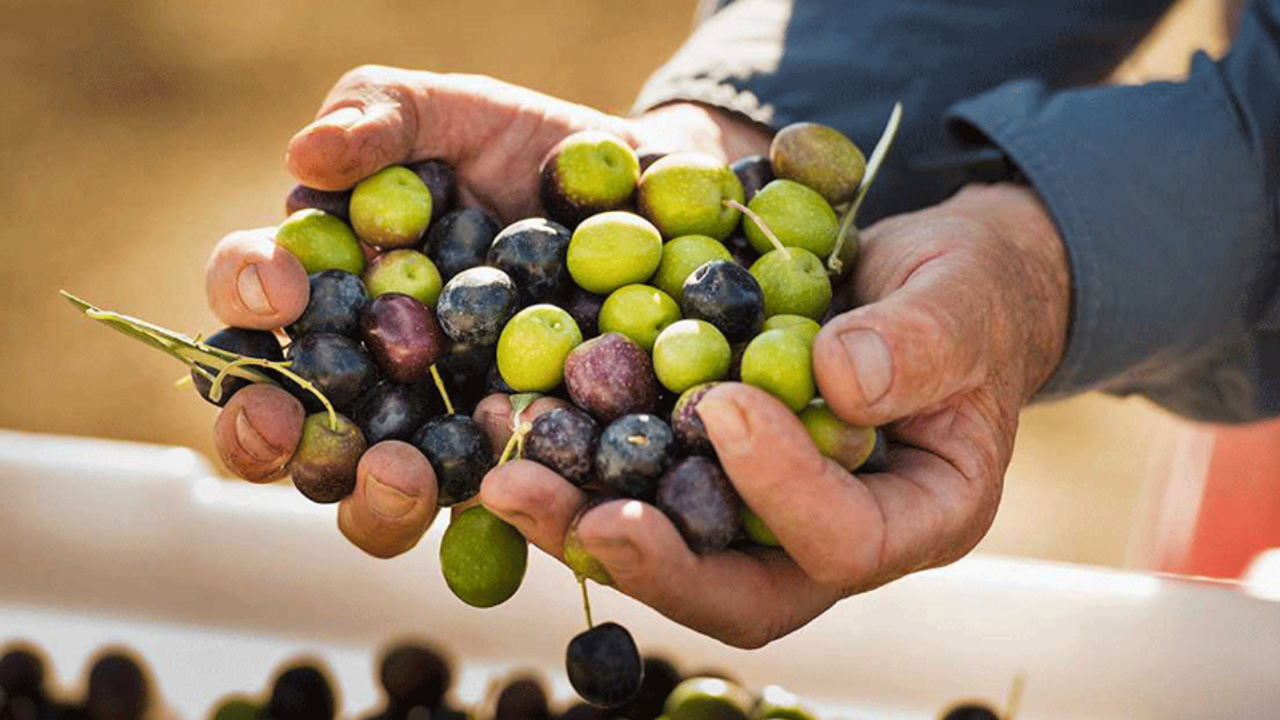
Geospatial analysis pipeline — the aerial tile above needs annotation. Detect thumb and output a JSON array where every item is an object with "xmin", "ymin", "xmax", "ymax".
[
  {"xmin": 286, "ymin": 66, "xmax": 422, "ymax": 191},
  {"xmin": 813, "ymin": 256, "xmax": 988, "ymax": 427}
]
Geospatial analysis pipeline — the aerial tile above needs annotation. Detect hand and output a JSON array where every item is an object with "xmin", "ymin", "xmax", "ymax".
[
  {"xmin": 203, "ymin": 65, "xmax": 770, "ymax": 558},
  {"xmin": 481, "ymin": 182, "xmax": 1070, "ymax": 647}
]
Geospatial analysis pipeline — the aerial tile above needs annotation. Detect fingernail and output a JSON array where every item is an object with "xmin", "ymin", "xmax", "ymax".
[
  {"xmin": 696, "ymin": 399, "xmax": 750, "ymax": 456},
  {"xmin": 310, "ymin": 106, "xmax": 364, "ymax": 131},
  {"xmin": 584, "ymin": 536, "xmax": 642, "ymax": 571},
  {"xmin": 234, "ymin": 410, "xmax": 277, "ymax": 462},
  {"xmin": 365, "ymin": 474, "xmax": 417, "ymax": 519},
  {"xmin": 840, "ymin": 329, "xmax": 892, "ymax": 403},
  {"xmin": 236, "ymin": 265, "xmax": 276, "ymax": 315}
]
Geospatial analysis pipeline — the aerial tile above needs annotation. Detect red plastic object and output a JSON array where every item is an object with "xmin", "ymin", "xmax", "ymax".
[{"xmin": 1161, "ymin": 420, "xmax": 1280, "ymax": 579}]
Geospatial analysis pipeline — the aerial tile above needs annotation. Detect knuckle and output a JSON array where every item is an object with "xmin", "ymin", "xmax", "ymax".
[
  {"xmin": 449, "ymin": 72, "xmax": 502, "ymax": 94},
  {"xmin": 339, "ymin": 63, "xmax": 395, "ymax": 88},
  {"xmin": 330, "ymin": 65, "xmax": 416, "ymax": 121}
]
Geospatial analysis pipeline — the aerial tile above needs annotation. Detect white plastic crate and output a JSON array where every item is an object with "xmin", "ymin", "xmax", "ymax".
[{"xmin": 0, "ymin": 430, "xmax": 1277, "ymax": 720}]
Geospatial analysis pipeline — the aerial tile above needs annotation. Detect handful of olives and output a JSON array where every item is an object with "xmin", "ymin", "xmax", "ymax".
[{"xmin": 66, "ymin": 104, "xmax": 903, "ymax": 708}]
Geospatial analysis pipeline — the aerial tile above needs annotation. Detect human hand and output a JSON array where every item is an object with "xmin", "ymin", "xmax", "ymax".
[
  {"xmin": 480, "ymin": 182, "xmax": 1070, "ymax": 647},
  {"xmin": 203, "ymin": 65, "xmax": 770, "ymax": 558}
]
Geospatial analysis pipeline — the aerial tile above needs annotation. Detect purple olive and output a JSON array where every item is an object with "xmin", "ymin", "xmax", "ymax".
[
  {"xmin": 670, "ymin": 382, "xmax": 721, "ymax": 455},
  {"xmin": 563, "ymin": 333, "xmax": 659, "ymax": 423},
  {"xmin": 655, "ymin": 455, "xmax": 741, "ymax": 554},
  {"xmin": 407, "ymin": 159, "xmax": 459, "ymax": 224},
  {"xmin": 524, "ymin": 407, "xmax": 600, "ymax": 486},
  {"xmin": 286, "ymin": 185, "xmax": 352, "ymax": 221},
  {"xmin": 360, "ymin": 293, "xmax": 447, "ymax": 384},
  {"xmin": 565, "ymin": 286, "xmax": 607, "ymax": 338}
]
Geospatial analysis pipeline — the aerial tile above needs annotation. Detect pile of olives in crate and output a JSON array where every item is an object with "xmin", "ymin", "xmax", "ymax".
[
  {"xmin": 0, "ymin": 640, "xmax": 1007, "ymax": 720},
  {"xmin": 69, "ymin": 111, "xmax": 902, "ymax": 708}
]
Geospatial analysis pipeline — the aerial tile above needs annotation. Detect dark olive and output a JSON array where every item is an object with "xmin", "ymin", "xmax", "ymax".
[{"xmin": 566, "ymin": 623, "xmax": 643, "ymax": 708}]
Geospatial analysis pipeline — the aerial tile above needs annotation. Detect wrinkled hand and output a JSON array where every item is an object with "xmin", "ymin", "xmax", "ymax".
[
  {"xmin": 203, "ymin": 65, "xmax": 768, "ymax": 558},
  {"xmin": 481, "ymin": 183, "xmax": 1070, "ymax": 648}
]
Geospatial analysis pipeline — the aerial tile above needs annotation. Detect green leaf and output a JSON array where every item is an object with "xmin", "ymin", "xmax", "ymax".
[
  {"xmin": 63, "ymin": 290, "xmax": 275, "ymax": 384},
  {"xmin": 509, "ymin": 392, "xmax": 542, "ymax": 422}
]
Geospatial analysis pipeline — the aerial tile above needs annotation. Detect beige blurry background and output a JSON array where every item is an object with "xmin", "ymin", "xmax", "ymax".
[{"xmin": 0, "ymin": 0, "xmax": 1229, "ymax": 570}]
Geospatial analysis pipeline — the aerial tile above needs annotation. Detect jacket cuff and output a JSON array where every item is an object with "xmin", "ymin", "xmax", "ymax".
[{"xmin": 945, "ymin": 73, "xmax": 1277, "ymax": 417}]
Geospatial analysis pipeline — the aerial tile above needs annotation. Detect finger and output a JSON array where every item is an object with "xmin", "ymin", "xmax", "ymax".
[
  {"xmin": 472, "ymin": 393, "xmax": 571, "ymax": 457},
  {"xmin": 205, "ymin": 228, "xmax": 309, "ymax": 330},
  {"xmin": 696, "ymin": 383, "xmax": 882, "ymax": 585},
  {"xmin": 338, "ymin": 440, "xmax": 439, "ymax": 558},
  {"xmin": 481, "ymin": 458, "xmax": 841, "ymax": 648},
  {"xmin": 575, "ymin": 499, "xmax": 841, "ymax": 649},
  {"xmin": 286, "ymin": 70, "xmax": 416, "ymax": 192},
  {"xmin": 213, "ymin": 384, "xmax": 305, "ymax": 482},
  {"xmin": 474, "ymin": 394, "xmax": 516, "ymax": 457},
  {"xmin": 285, "ymin": 67, "xmax": 632, "ymax": 213},
  {"xmin": 480, "ymin": 459, "xmax": 587, "ymax": 558},
  {"xmin": 695, "ymin": 383, "xmax": 992, "ymax": 590},
  {"xmin": 813, "ymin": 251, "xmax": 990, "ymax": 427},
  {"xmin": 283, "ymin": 68, "xmax": 527, "ymax": 191}
]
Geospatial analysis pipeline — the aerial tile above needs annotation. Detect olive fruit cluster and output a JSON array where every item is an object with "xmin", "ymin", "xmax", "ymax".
[
  {"xmin": 80, "ymin": 112, "xmax": 898, "ymax": 710},
  {"xmin": 196, "ymin": 160, "xmax": 498, "ymax": 512},
  {"xmin": 192, "ymin": 123, "xmax": 888, "ymax": 596},
  {"xmin": 500, "ymin": 125, "xmax": 887, "ymax": 570}
]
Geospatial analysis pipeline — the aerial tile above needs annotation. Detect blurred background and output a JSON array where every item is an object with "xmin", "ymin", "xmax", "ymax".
[{"xmin": 0, "ymin": 0, "xmax": 1251, "ymax": 573}]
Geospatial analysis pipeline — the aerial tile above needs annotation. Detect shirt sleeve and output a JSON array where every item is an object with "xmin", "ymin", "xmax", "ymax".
[
  {"xmin": 637, "ymin": 0, "xmax": 1280, "ymax": 423},
  {"xmin": 633, "ymin": 0, "xmax": 1174, "ymax": 221},
  {"xmin": 945, "ymin": 0, "xmax": 1280, "ymax": 422}
]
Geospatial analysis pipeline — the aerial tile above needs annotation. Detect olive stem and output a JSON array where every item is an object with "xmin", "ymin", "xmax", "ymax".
[
  {"xmin": 516, "ymin": 426, "xmax": 530, "ymax": 458},
  {"xmin": 496, "ymin": 422, "xmax": 532, "ymax": 466},
  {"xmin": 1005, "ymin": 673, "xmax": 1025, "ymax": 720},
  {"xmin": 828, "ymin": 101, "xmax": 902, "ymax": 275},
  {"xmin": 429, "ymin": 364, "xmax": 456, "ymax": 415},
  {"xmin": 723, "ymin": 198, "xmax": 790, "ymax": 260},
  {"xmin": 579, "ymin": 577, "xmax": 594, "ymax": 630},
  {"xmin": 827, "ymin": 213, "xmax": 857, "ymax": 278},
  {"xmin": 212, "ymin": 357, "xmax": 339, "ymax": 431}
]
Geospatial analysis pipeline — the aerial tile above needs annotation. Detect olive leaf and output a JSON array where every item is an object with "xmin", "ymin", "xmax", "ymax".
[
  {"xmin": 63, "ymin": 290, "xmax": 345, "ymax": 428},
  {"xmin": 62, "ymin": 291, "xmax": 274, "ymax": 384}
]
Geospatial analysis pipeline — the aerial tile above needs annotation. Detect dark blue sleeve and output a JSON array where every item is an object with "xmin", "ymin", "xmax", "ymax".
[
  {"xmin": 636, "ymin": 0, "xmax": 1280, "ymax": 422},
  {"xmin": 947, "ymin": 2, "xmax": 1280, "ymax": 422},
  {"xmin": 634, "ymin": 0, "xmax": 1174, "ymax": 222}
]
